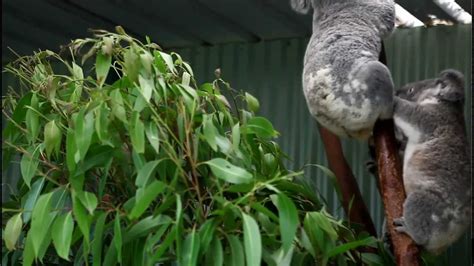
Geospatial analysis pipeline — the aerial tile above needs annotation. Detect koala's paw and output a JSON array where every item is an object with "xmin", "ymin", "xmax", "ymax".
[{"xmin": 393, "ymin": 217, "xmax": 407, "ymax": 233}]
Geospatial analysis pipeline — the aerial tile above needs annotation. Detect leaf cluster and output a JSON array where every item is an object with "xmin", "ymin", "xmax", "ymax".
[{"xmin": 2, "ymin": 27, "xmax": 390, "ymax": 265}]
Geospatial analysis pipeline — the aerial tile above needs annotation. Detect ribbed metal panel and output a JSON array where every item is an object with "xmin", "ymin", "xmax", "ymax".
[{"xmin": 176, "ymin": 24, "xmax": 472, "ymax": 265}]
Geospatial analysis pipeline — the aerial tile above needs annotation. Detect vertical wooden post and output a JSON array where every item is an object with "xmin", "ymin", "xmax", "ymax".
[{"xmin": 374, "ymin": 43, "xmax": 421, "ymax": 266}]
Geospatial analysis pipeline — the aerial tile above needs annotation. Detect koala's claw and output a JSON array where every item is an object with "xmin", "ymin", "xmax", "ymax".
[
  {"xmin": 393, "ymin": 217, "xmax": 407, "ymax": 233},
  {"xmin": 393, "ymin": 217, "xmax": 405, "ymax": 226}
]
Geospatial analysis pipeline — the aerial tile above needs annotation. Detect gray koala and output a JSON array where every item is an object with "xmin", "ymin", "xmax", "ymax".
[
  {"xmin": 392, "ymin": 69, "xmax": 471, "ymax": 255},
  {"xmin": 291, "ymin": 0, "xmax": 396, "ymax": 139}
]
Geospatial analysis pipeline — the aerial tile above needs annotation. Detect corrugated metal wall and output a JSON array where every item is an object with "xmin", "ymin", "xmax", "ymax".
[{"xmin": 175, "ymin": 24, "xmax": 472, "ymax": 265}]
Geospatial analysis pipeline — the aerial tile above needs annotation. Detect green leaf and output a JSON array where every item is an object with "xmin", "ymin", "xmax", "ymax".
[
  {"xmin": 25, "ymin": 93, "xmax": 39, "ymax": 143},
  {"xmin": 110, "ymin": 89, "xmax": 127, "ymax": 123},
  {"xmin": 181, "ymin": 228, "xmax": 200, "ymax": 266},
  {"xmin": 140, "ymin": 52, "xmax": 153, "ymax": 75},
  {"xmin": 310, "ymin": 212, "xmax": 338, "ymax": 241},
  {"xmin": 95, "ymin": 103, "xmax": 112, "ymax": 146},
  {"xmin": 114, "ymin": 211, "xmax": 122, "ymax": 263},
  {"xmin": 198, "ymin": 219, "xmax": 216, "ymax": 254},
  {"xmin": 135, "ymin": 160, "xmax": 160, "ymax": 187},
  {"xmin": 327, "ymin": 237, "xmax": 378, "ymax": 258},
  {"xmin": 92, "ymin": 212, "xmax": 108, "ymax": 266},
  {"xmin": 202, "ymin": 114, "xmax": 218, "ymax": 151},
  {"xmin": 204, "ymin": 158, "xmax": 253, "ymax": 184},
  {"xmin": 4, "ymin": 213, "xmax": 22, "ymax": 251},
  {"xmin": 158, "ymin": 51, "xmax": 175, "ymax": 73},
  {"xmin": 145, "ymin": 122, "xmax": 160, "ymax": 154},
  {"xmin": 71, "ymin": 62, "xmax": 84, "ymax": 102},
  {"xmin": 242, "ymin": 213, "xmax": 262, "ymax": 266},
  {"xmin": 44, "ymin": 120, "xmax": 62, "ymax": 158},
  {"xmin": 130, "ymin": 112, "xmax": 145, "ymax": 154},
  {"xmin": 96, "ymin": 50, "xmax": 112, "ymax": 87},
  {"xmin": 205, "ymin": 236, "xmax": 223, "ymax": 266},
  {"xmin": 66, "ymin": 129, "xmax": 77, "ymax": 172},
  {"xmin": 250, "ymin": 202, "xmax": 279, "ymax": 223},
  {"xmin": 270, "ymin": 193, "xmax": 299, "ymax": 253},
  {"xmin": 20, "ymin": 145, "xmax": 42, "ymax": 188},
  {"xmin": 22, "ymin": 177, "xmax": 45, "ymax": 223},
  {"xmin": 313, "ymin": 164, "xmax": 343, "ymax": 202},
  {"xmin": 23, "ymin": 231, "xmax": 35, "ymax": 266},
  {"xmin": 123, "ymin": 215, "xmax": 171, "ymax": 244},
  {"xmin": 30, "ymin": 192, "xmax": 54, "ymax": 256},
  {"xmin": 299, "ymin": 227, "xmax": 315, "ymax": 257},
  {"xmin": 232, "ymin": 123, "xmax": 240, "ymax": 151},
  {"xmin": 129, "ymin": 180, "xmax": 166, "ymax": 219},
  {"xmin": 74, "ymin": 110, "xmax": 94, "ymax": 162},
  {"xmin": 245, "ymin": 92, "xmax": 260, "ymax": 113},
  {"xmin": 77, "ymin": 191, "xmax": 98, "ymax": 215},
  {"xmin": 151, "ymin": 226, "xmax": 176, "ymax": 261},
  {"xmin": 226, "ymin": 235, "xmax": 244, "ymax": 266},
  {"xmin": 123, "ymin": 47, "xmax": 140, "ymax": 83},
  {"xmin": 51, "ymin": 212, "xmax": 74, "ymax": 260},
  {"xmin": 72, "ymin": 195, "xmax": 91, "ymax": 246},
  {"xmin": 138, "ymin": 74, "xmax": 154, "ymax": 102},
  {"xmin": 244, "ymin": 117, "xmax": 278, "ymax": 138}
]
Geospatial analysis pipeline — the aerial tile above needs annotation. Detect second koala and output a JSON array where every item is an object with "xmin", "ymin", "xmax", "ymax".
[{"xmin": 392, "ymin": 70, "xmax": 471, "ymax": 255}]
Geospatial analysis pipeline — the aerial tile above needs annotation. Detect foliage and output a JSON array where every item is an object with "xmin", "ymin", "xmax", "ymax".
[{"xmin": 2, "ymin": 27, "xmax": 385, "ymax": 265}]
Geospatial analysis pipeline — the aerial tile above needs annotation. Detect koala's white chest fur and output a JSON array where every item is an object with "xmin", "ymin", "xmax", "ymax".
[{"xmin": 393, "ymin": 115, "xmax": 425, "ymax": 193}]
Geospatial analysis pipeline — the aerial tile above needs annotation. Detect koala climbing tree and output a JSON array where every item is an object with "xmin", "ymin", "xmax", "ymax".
[
  {"xmin": 291, "ymin": 0, "xmax": 421, "ymax": 265},
  {"xmin": 392, "ymin": 70, "xmax": 471, "ymax": 255}
]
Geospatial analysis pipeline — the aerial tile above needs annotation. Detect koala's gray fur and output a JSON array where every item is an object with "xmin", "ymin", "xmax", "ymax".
[
  {"xmin": 392, "ymin": 69, "xmax": 471, "ymax": 255},
  {"xmin": 291, "ymin": 0, "xmax": 396, "ymax": 139}
]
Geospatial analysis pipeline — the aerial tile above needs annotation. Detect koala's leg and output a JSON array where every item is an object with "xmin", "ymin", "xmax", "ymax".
[
  {"xmin": 355, "ymin": 61, "xmax": 394, "ymax": 119},
  {"xmin": 394, "ymin": 190, "xmax": 442, "ymax": 246}
]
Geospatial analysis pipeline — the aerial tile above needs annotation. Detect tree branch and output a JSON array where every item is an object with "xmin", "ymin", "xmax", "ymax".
[
  {"xmin": 373, "ymin": 120, "xmax": 420, "ymax": 265},
  {"xmin": 318, "ymin": 126, "xmax": 377, "ymax": 236},
  {"xmin": 374, "ymin": 42, "xmax": 421, "ymax": 265}
]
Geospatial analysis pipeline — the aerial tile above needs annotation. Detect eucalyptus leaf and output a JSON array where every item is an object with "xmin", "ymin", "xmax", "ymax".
[
  {"xmin": 43, "ymin": 120, "xmax": 61, "ymax": 158},
  {"xmin": 30, "ymin": 192, "xmax": 54, "ymax": 256},
  {"xmin": 204, "ymin": 158, "xmax": 253, "ymax": 184},
  {"xmin": 4, "ymin": 213, "xmax": 22, "ymax": 251},
  {"xmin": 20, "ymin": 145, "xmax": 42, "ymax": 188},
  {"xmin": 181, "ymin": 228, "xmax": 200, "ymax": 266},
  {"xmin": 270, "ymin": 193, "xmax": 299, "ymax": 253},
  {"xmin": 51, "ymin": 212, "xmax": 74, "ymax": 260},
  {"xmin": 129, "ymin": 180, "xmax": 166, "ymax": 219},
  {"xmin": 242, "ymin": 213, "xmax": 262, "ymax": 266},
  {"xmin": 96, "ymin": 50, "xmax": 112, "ymax": 87},
  {"xmin": 244, "ymin": 116, "xmax": 278, "ymax": 138}
]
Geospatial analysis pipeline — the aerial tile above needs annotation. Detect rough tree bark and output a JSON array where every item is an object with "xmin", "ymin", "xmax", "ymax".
[
  {"xmin": 374, "ymin": 43, "xmax": 421, "ymax": 266},
  {"xmin": 318, "ymin": 126, "xmax": 377, "ymax": 237},
  {"xmin": 373, "ymin": 120, "xmax": 420, "ymax": 266}
]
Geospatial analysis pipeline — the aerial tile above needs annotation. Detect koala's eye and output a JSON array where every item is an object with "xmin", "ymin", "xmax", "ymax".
[{"xmin": 408, "ymin": 87, "xmax": 414, "ymax": 94}]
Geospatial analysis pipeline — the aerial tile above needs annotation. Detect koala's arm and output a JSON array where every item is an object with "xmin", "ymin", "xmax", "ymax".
[{"xmin": 393, "ymin": 97, "xmax": 434, "ymax": 137}]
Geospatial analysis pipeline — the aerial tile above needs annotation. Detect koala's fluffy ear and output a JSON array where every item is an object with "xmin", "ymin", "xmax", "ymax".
[
  {"xmin": 438, "ymin": 69, "xmax": 465, "ymax": 103},
  {"xmin": 290, "ymin": 0, "xmax": 312, "ymax": 14},
  {"xmin": 439, "ymin": 69, "xmax": 465, "ymax": 88}
]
